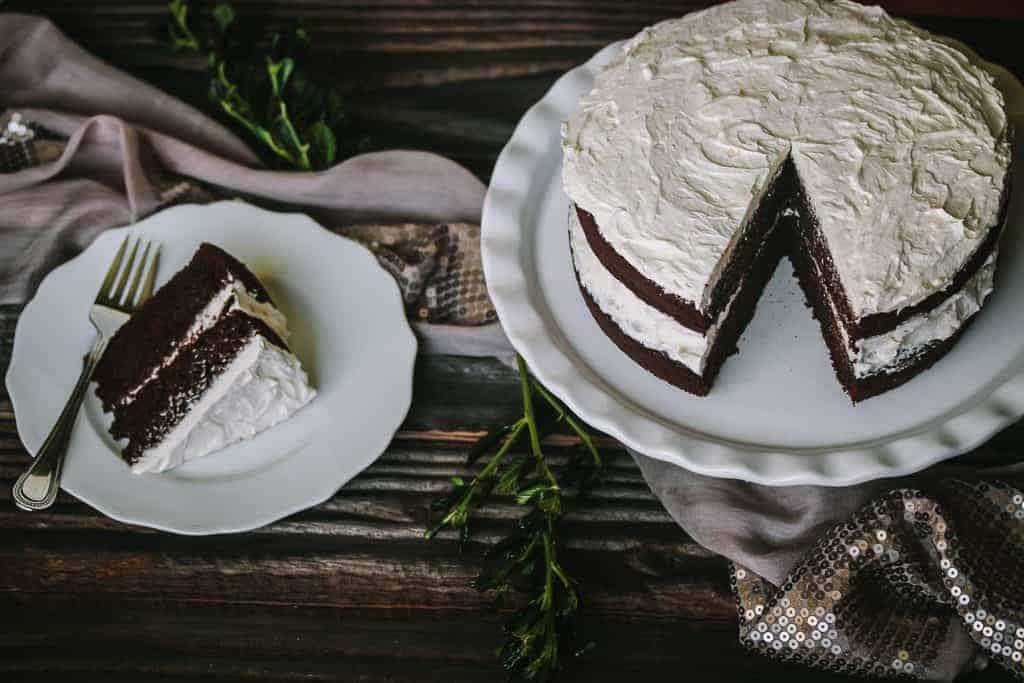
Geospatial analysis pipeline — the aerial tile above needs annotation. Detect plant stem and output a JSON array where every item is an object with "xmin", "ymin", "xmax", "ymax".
[
  {"xmin": 427, "ymin": 354, "xmax": 605, "ymax": 679},
  {"xmin": 424, "ymin": 417, "xmax": 526, "ymax": 539},
  {"xmin": 530, "ymin": 377, "xmax": 602, "ymax": 470},
  {"xmin": 485, "ymin": 419, "xmax": 527, "ymax": 477},
  {"xmin": 275, "ymin": 100, "xmax": 312, "ymax": 170},
  {"xmin": 169, "ymin": 0, "xmax": 200, "ymax": 51},
  {"xmin": 541, "ymin": 528, "xmax": 556, "ymax": 610},
  {"xmin": 517, "ymin": 355, "xmax": 559, "ymax": 488}
]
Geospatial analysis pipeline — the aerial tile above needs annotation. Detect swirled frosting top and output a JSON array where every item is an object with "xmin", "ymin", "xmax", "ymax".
[{"xmin": 562, "ymin": 0, "xmax": 1011, "ymax": 317}]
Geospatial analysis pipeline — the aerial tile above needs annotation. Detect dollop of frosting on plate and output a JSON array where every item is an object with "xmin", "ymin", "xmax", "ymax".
[{"xmin": 562, "ymin": 0, "xmax": 1010, "ymax": 317}]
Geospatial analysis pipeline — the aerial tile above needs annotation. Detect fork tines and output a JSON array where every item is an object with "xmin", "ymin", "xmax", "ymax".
[{"xmin": 96, "ymin": 236, "xmax": 160, "ymax": 312}]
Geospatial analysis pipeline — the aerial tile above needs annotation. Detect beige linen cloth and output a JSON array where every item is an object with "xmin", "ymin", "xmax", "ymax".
[
  {"xmin": 0, "ymin": 13, "xmax": 508, "ymax": 356},
  {"xmin": 2, "ymin": 13, "xmax": 1022, "ymax": 681}
]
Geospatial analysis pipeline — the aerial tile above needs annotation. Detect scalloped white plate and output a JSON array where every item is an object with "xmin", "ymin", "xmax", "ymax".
[
  {"xmin": 7, "ymin": 201, "xmax": 417, "ymax": 533},
  {"xmin": 482, "ymin": 41, "xmax": 1024, "ymax": 486}
]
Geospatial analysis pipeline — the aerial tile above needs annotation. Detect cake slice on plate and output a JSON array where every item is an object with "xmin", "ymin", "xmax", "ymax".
[{"xmin": 93, "ymin": 243, "xmax": 316, "ymax": 473}]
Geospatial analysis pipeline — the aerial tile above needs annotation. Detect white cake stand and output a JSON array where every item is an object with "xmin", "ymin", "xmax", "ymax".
[{"xmin": 482, "ymin": 41, "xmax": 1024, "ymax": 486}]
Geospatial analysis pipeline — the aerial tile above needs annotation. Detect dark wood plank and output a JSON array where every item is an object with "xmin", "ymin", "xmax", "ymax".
[
  {"xmin": 8, "ymin": 1, "xmax": 1024, "ymax": 180},
  {"xmin": 9, "ymin": 595, "xmax": 946, "ymax": 683},
  {"xmin": 0, "ymin": 438, "xmax": 729, "ymax": 616}
]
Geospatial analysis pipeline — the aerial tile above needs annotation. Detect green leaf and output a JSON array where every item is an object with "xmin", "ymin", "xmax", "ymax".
[
  {"xmin": 165, "ymin": 0, "xmax": 367, "ymax": 171},
  {"xmin": 169, "ymin": 0, "xmax": 187, "ymax": 22},
  {"xmin": 309, "ymin": 120, "xmax": 338, "ymax": 168},
  {"xmin": 266, "ymin": 57, "xmax": 295, "ymax": 97},
  {"xmin": 212, "ymin": 3, "xmax": 236, "ymax": 33},
  {"xmin": 269, "ymin": 103, "xmax": 310, "ymax": 169},
  {"xmin": 167, "ymin": 0, "xmax": 200, "ymax": 52},
  {"xmin": 324, "ymin": 88, "xmax": 348, "ymax": 124},
  {"xmin": 493, "ymin": 455, "xmax": 528, "ymax": 495},
  {"xmin": 538, "ymin": 494, "xmax": 561, "ymax": 515},
  {"xmin": 514, "ymin": 484, "xmax": 551, "ymax": 506}
]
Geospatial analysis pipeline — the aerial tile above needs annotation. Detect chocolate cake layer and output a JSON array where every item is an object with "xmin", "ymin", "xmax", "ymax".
[
  {"xmin": 575, "ymin": 160, "xmax": 798, "ymax": 336},
  {"xmin": 580, "ymin": 156, "xmax": 1010, "ymax": 344},
  {"xmin": 110, "ymin": 311, "xmax": 286, "ymax": 465},
  {"xmin": 94, "ymin": 243, "xmax": 273, "ymax": 412},
  {"xmin": 703, "ymin": 159, "xmax": 796, "ymax": 321},
  {"xmin": 788, "ymin": 229, "xmax": 980, "ymax": 402},
  {"xmin": 577, "ymin": 206, "xmax": 712, "ymax": 333},
  {"xmin": 795, "ymin": 169, "xmax": 1009, "ymax": 340},
  {"xmin": 575, "ymin": 223, "xmax": 788, "ymax": 395},
  {"xmin": 577, "ymin": 184, "xmax": 1000, "ymax": 402}
]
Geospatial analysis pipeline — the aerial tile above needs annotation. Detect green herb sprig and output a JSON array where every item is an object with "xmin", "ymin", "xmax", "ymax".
[
  {"xmin": 426, "ymin": 355, "xmax": 604, "ymax": 680},
  {"xmin": 167, "ymin": 0, "xmax": 362, "ymax": 170}
]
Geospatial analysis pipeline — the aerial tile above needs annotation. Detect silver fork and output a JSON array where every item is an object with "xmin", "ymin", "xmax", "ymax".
[{"xmin": 13, "ymin": 236, "xmax": 160, "ymax": 511}]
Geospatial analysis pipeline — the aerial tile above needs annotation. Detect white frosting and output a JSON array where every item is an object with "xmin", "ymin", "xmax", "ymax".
[
  {"xmin": 191, "ymin": 282, "xmax": 237, "ymax": 340},
  {"xmin": 120, "ymin": 279, "xmax": 289, "ymax": 407},
  {"xmin": 570, "ymin": 208, "xmax": 736, "ymax": 374},
  {"xmin": 131, "ymin": 336, "xmax": 317, "ymax": 474},
  {"xmin": 231, "ymin": 281, "xmax": 289, "ymax": 342},
  {"xmin": 562, "ymin": 0, "xmax": 1010, "ymax": 317},
  {"xmin": 575, "ymin": 197, "xmax": 996, "ymax": 380},
  {"xmin": 851, "ymin": 253, "xmax": 996, "ymax": 377}
]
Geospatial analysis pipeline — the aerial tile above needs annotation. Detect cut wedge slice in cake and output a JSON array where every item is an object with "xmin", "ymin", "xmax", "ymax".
[{"xmin": 93, "ymin": 243, "xmax": 316, "ymax": 473}]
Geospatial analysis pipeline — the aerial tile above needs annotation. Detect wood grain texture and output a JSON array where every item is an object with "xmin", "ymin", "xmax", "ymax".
[
  {"xmin": 7, "ymin": 0, "xmax": 1024, "ymax": 179},
  {"xmin": 3, "ymin": 2, "xmax": 1024, "ymax": 679},
  {"xmin": 3, "ymin": 312, "xmax": 1023, "ymax": 683}
]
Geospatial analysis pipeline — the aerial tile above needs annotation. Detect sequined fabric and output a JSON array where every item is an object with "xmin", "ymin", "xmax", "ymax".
[
  {"xmin": 1, "ymin": 112, "xmax": 495, "ymax": 327},
  {"xmin": 732, "ymin": 482, "xmax": 1024, "ymax": 678},
  {"xmin": 343, "ymin": 223, "xmax": 496, "ymax": 325}
]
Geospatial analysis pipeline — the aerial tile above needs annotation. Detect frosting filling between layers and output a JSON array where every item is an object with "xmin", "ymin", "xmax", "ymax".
[
  {"xmin": 851, "ymin": 255, "xmax": 996, "ymax": 377},
  {"xmin": 120, "ymin": 279, "xmax": 290, "ymax": 408},
  {"xmin": 130, "ymin": 336, "xmax": 316, "ymax": 474},
  {"xmin": 575, "ymin": 197, "xmax": 997, "ymax": 382},
  {"xmin": 807, "ymin": 241, "xmax": 997, "ymax": 378},
  {"xmin": 570, "ymin": 208, "xmax": 741, "ymax": 374}
]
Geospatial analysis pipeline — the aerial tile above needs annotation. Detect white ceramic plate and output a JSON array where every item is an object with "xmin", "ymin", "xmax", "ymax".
[
  {"xmin": 7, "ymin": 201, "xmax": 417, "ymax": 533},
  {"xmin": 482, "ymin": 41, "xmax": 1024, "ymax": 486}
]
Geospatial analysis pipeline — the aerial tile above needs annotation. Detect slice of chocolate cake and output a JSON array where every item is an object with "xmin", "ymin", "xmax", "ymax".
[{"xmin": 94, "ymin": 243, "xmax": 316, "ymax": 473}]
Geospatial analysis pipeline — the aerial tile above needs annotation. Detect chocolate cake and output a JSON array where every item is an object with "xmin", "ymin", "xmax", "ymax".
[
  {"xmin": 562, "ymin": 0, "xmax": 1013, "ymax": 402},
  {"xmin": 93, "ymin": 243, "xmax": 316, "ymax": 473}
]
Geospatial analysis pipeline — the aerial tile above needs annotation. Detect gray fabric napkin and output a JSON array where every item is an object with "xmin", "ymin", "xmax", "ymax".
[{"xmin": 2, "ymin": 12, "xmax": 1022, "ymax": 681}]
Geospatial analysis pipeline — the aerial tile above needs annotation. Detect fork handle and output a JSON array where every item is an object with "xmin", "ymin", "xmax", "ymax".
[{"xmin": 12, "ymin": 337, "xmax": 108, "ymax": 511}]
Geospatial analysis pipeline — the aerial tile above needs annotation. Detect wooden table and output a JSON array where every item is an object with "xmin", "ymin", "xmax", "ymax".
[{"xmin": 3, "ymin": 2, "xmax": 1023, "ymax": 680}]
